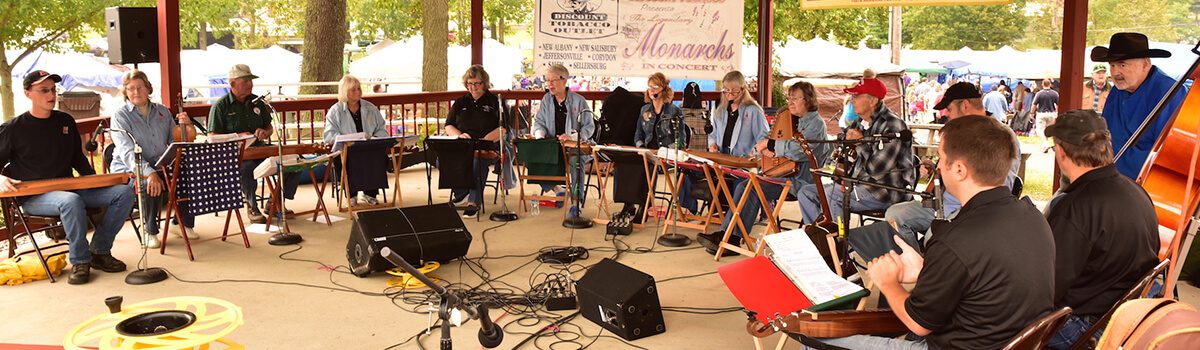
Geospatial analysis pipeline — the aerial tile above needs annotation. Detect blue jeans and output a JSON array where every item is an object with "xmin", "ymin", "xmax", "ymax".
[
  {"xmin": 21, "ymin": 185, "xmax": 135, "ymax": 265},
  {"xmin": 1048, "ymin": 315, "xmax": 1099, "ymax": 350},
  {"xmin": 241, "ymin": 158, "xmax": 301, "ymax": 207},
  {"xmin": 452, "ymin": 157, "xmax": 498, "ymax": 206},
  {"xmin": 884, "ymin": 196, "xmax": 963, "ymax": 246},
  {"xmin": 799, "ymin": 184, "xmax": 888, "ymax": 224},
  {"xmin": 721, "ymin": 178, "xmax": 774, "ymax": 237},
  {"xmin": 803, "ymin": 335, "xmax": 928, "ymax": 350}
]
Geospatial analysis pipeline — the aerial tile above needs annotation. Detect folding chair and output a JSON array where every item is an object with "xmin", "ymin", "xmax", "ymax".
[
  {"xmin": 514, "ymin": 138, "xmax": 571, "ymax": 218},
  {"xmin": 159, "ymin": 141, "xmax": 251, "ymax": 261}
]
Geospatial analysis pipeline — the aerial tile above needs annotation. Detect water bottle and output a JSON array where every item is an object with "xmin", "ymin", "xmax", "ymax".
[{"xmin": 530, "ymin": 200, "xmax": 540, "ymax": 216}]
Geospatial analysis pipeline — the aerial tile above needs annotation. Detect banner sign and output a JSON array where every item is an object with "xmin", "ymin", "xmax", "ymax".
[
  {"xmin": 533, "ymin": 0, "xmax": 744, "ymax": 80},
  {"xmin": 799, "ymin": 0, "xmax": 1009, "ymax": 10}
]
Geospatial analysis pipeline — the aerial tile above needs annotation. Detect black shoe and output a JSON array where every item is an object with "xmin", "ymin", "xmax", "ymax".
[
  {"xmin": 68, "ymin": 263, "xmax": 91, "ymax": 285},
  {"xmin": 785, "ymin": 193, "xmax": 798, "ymax": 202},
  {"xmin": 90, "ymin": 253, "xmax": 126, "ymax": 273},
  {"xmin": 696, "ymin": 232, "xmax": 721, "ymax": 250},
  {"xmin": 706, "ymin": 246, "xmax": 740, "ymax": 257},
  {"xmin": 462, "ymin": 206, "xmax": 479, "ymax": 218},
  {"xmin": 47, "ymin": 227, "xmax": 67, "ymax": 241}
]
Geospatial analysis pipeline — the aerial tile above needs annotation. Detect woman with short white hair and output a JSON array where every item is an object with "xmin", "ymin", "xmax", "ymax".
[{"xmin": 323, "ymin": 75, "xmax": 390, "ymax": 205}]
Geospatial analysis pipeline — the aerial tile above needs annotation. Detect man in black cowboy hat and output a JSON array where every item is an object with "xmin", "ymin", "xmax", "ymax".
[{"xmin": 1092, "ymin": 32, "xmax": 1188, "ymax": 179}]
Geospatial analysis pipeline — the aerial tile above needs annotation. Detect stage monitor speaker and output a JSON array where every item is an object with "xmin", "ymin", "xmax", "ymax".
[
  {"xmin": 575, "ymin": 258, "xmax": 665, "ymax": 341},
  {"xmin": 346, "ymin": 203, "xmax": 472, "ymax": 277},
  {"xmin": 105, "ymin": 7, "xmax": 159, "ymax": 64}
]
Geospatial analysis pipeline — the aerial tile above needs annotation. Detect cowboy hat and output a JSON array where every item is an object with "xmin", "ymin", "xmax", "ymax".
[{"xmin": 1090, "ymin": 33, "xmax": 1171, "ymax": 62}]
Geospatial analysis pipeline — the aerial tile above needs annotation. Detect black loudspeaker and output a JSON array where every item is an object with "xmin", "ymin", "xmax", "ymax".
[
  {"xmin": 575, "ymin": 258, "xmax": 666, "ymax": 340},
  {"xmin": 346, "ymin": 204, "xmax": 472, "ymax": 277},
  {"xmin": 105, "ymin": 7, "xmax": 159, "ymax": 64}
]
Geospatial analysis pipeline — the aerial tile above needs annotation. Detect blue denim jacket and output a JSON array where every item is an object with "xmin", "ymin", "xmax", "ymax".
[
  {"xmin": 707, "ymin": 103, "xmax": 768, "ymax": 158},
  {"xmin": 322, "ymin": 100, "xmax": 391, "ymax": 144},
  {"xmin": 634, "ymin": 102, "xmax": 685, "ymax": 148}
]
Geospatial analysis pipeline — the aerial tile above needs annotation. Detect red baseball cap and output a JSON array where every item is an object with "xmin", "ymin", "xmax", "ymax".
[{"xmin": 843, "ymin": 78, "xmax": 887, "ymax": 100}]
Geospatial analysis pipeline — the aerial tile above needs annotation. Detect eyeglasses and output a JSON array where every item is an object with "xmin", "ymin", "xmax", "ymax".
[
  {"xmin": 548, "ymin": 78, "xmax": 566, "ymax": 83},
  {"xmin": 648, "ymin": 85, "xmax": 662, "ymax": 90},
  {"xmin": 722, "ymin": 88, "xmax": 742, "ymax": 95},
  {"xmin": 466, "ymin": 81, "xmax": 484, "ymax": 87},
  {"xmin": 31, "ymin": 87, "xmax": 56, "ymax": 94},
  {"xmin": 126, "ymin": 85, "xmax": 148, "ymax": 92},
  {"xmin": 786, "ymin": 97, "xmax": 805, "ymax": 102}
]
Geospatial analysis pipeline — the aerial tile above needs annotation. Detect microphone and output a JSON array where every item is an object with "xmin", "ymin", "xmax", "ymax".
[
  {"xmin": 379, "ymin": 247, "xmax": 504, "ymax": 348},
  {"xmin": 85, "ymin": 125, "xmax": 105, "ymax": 152},
  {"xmin": 251, "ymin": 91, "xmax": 272, "ymax": 106},
  {"xmin": 858, "ymin": 129, "xmax": 913, "ymax": 143},
  {"xmin": 475, "ymin": 302, "xmax": 504, "ymax": 348}
]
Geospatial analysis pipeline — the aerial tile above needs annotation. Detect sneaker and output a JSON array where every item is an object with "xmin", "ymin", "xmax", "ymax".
[
  {"xmin": 349, "ymin": 196, "xmax": 359, "ymax": 207},
  {"xmin": 68, "ymin": 263, "xmax": 91, "ymax": 285},
  {"xmin": 462, "ymin": 206, "xmax": 479, "ymax": 218},
  {"xmin": 90, "ymin": 253, "xmax": 127, "ymax": 273},
  {"xmin": 451, "ymin": 193, "xmax": 468, "ymax": 206},
  {"xmin": 567, "ymin": 205, "xmax": 581, "ymax": 218},
  {"xmin": 246, "ymin": 205, "xmax": 267, "ymax": 224},
  {"xmin": 360, "ymin": 194, "xmax": 379, "ymax": 206},
  {"xmin": 145, "ymin": 234, "xmax": 161, "ymax": 249},
  {"xmin": 172, "ymin": 226, "xmax": 198, "ymax": 240}
]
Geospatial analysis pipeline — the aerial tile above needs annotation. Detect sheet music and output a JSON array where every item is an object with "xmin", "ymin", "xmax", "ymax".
[
  {"xmin": 335, "ymin": 132, "xmax": 366, "ymax": 141},
  {"xmin": 764, "ymin": 229, "xmax": 865, "ymax": 305},
  {"xmin": 155, "ymin": 134, "xmax": 257, "ymax": 168}
]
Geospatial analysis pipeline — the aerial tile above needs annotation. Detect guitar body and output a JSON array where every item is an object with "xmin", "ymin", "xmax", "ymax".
[{"xmin": 747, "ymin": 309, "xmax": 907, "ymax": 339}]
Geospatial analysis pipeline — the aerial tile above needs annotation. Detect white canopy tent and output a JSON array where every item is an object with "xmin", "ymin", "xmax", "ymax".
[{"xmin": 349, "ymin": 37, "xmax": 526, "ymax": 92}]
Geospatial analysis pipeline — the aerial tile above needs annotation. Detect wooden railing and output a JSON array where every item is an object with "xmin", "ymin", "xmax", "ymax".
[{"xmin": 180, "ymin": 89, "xmax": 725, "ymax": 145}]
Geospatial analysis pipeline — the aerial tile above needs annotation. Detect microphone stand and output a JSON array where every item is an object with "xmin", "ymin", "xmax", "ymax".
[
  {"xmin": 562, "ymin": 109, "xmax": 594, "ymax": 229},
  {"xmin": 490, "ymin": 93, "xmax": 518, "ymax": 222},
  {"xmin": 379, "ymin": 247, "xmax": 504, "ymax": 349},
  {"xmin": 112, "ymin": 127, "xmax": 168, "ymax": 285},
  {"xmin": 261, "ymin": 94, "xmax": 303, "ymax": 246},
  {"xmin": 658, "ymin": 114, "xmax": 691, "ymax": 247}
]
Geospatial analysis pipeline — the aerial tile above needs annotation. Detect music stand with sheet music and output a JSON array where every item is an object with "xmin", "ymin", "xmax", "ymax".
[
  {"xmin": 332, "ymin": 136, "xmax": 406, "ymax": 215},
  {"xmin": 155, "ymin": 136, "xmax": 253, "ymax": 261},
  {"xmin": 254, "ymin": 151, "xmax": 340, "ymax": 228},
  {"xmin": 591, "ymin": 145, "xmax": 662, "ymax": 230},
  {"xmin": 425, "ymin": 136, "xmax": 498, "ymax": 221}
]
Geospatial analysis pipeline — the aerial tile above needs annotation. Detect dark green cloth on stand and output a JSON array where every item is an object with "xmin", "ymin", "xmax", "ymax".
[{"xmin": 516, "ymin": 138, "xmax": 565, "ymax": 186}]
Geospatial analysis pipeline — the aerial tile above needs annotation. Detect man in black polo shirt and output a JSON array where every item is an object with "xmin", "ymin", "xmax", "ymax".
[
  {"xmin": 1043, "ymin": 109, "xmax": 1159, "ymax": 349},
  {"xmin": 806, "ymin": 115, "xmax": 1055, "ymax": 350},
  {"xmin": 1032, "ymin": 79, "xmax": 1060, "ymax": 153}
]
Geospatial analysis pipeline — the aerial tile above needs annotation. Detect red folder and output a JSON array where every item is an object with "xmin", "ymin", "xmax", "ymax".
[{"xmin": 718, "ymin": 255, "xmax": 813, "ymax": 324}]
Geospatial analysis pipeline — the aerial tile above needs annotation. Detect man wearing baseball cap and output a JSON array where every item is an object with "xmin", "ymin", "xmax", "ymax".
[
  {"xmin": 1082, "ymin": 64, "xmax": 1112, "ymax": 113},
  {"xmin": 883, "ymin": 82, "xmax": 1023, "ymax": 251},
  {"xmin": 0, "ymin": 70, "xmax": 136, "ymax": 284},
  {"xmin": 1042, "ymin": 109, "xmax": 1159, "ymax": 348},
  {"xmin": 798, "ymin": 78, "xmax": 915, "ymax": 226},
  {"xmin": 1092, "ymin": 32, "xmax": 1188, "ymax": 179},
  {"xmin": 207, "ymin": 64, "xmax": 300, "ymax": 224}
]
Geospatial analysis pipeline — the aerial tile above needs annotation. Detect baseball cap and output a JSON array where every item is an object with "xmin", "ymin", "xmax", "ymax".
[
  {"xmin": 1092, "ymin": 64, "xmax": 1108, "ymax": 73},
  {"xmin": 228, "ymin": 64, "xmax": 259, "ymax": 81},
  {"xmin": 843, "ymin": 78, "xmax": 886, "ymax": 100},
  {"xmin": 933, "ymin": 82, "xmax": 982, "ymax": 110},
  {"xmin": 23, "ymin": 70, "xmax": 62, "ymax": 90},
  {"xmin": 1045, "ymin": 109, "xmax": 1109, "ymax": 146}
]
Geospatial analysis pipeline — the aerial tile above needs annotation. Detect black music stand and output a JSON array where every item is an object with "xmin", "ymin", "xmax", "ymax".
[
  {"xmin": 156, "ymin": 138, "xmax": 252, "ymax": 261},
  {"xmin": 426, "ymin": 137, "xmax": 498, "ymax": 221},
  {"xmin": 332, "ymin": 136, "xmax": 403, "ymax": 215}
]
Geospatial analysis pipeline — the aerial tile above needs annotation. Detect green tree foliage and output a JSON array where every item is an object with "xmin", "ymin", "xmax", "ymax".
[
  {"xmin": 0, "ymin": 0, "xmax": 116, "ymax": 120},
  {"xmin": 902, "ymin": 0, "xmax": 1028, "ymax": 50},
  {"xmin": 745, "ymin": 0, "xmax": 889, "ymax": 48},
  {"xmin": 1024, "ymin": 0, "xmax": 1195, "ymax": 50},
  {"xmin": 348, "ymin": 0, "xmax": 422, "ymax": 42}
]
